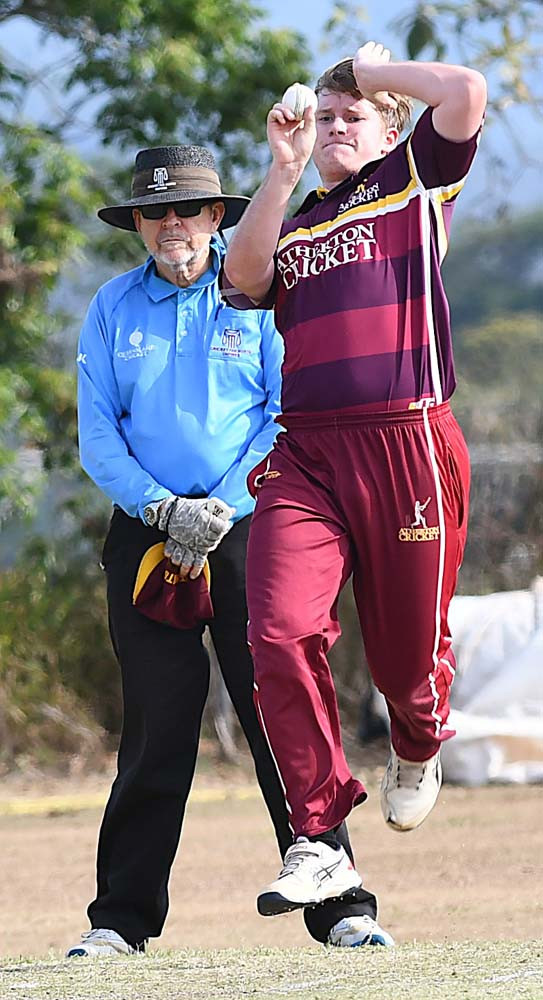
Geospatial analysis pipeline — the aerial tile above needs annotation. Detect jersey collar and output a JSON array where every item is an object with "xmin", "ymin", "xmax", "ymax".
[{"xmin": 294, "ymin": 155, "xmax": 386, "ymax": 217}]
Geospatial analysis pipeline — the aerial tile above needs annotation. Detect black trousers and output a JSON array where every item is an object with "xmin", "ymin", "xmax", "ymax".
[{"xmin": 88, "ymin": 508, "xmax": 377, "ymax": 946}]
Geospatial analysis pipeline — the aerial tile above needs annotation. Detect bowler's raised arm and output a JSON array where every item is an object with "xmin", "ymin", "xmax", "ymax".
[
  {"xmin": 352, "ymin": 41, "xmax": 487, "ymax": 142},
  {"xmin": 225, "ymin": 94, "xmax": 316, "ymax": 303}
]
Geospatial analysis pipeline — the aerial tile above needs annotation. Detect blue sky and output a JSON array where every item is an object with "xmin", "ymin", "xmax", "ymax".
[{"xmin": 264, "ymin": 0, "xmax": 407, "ymax": 56}]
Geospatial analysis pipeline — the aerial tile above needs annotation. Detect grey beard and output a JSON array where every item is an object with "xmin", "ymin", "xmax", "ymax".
[{"xmin": 151, "ymin": 241, "xmax": 207, "ymax": 279}]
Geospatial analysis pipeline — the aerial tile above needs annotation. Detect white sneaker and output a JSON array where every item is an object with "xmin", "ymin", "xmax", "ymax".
[
  {"xmin": 328, "ymin": 915, "xmax": 395, "ymax": 948},
  {"xmin": 381, "ymin": 747, "xmax": 442, "ymax": 831},
  {"xmin": 66, "ymin": 928, "xmax": 137, "ymax": 958},
  {"xmin": 257, "ymin": 837, "xmax": 363, "ymax": 916}
]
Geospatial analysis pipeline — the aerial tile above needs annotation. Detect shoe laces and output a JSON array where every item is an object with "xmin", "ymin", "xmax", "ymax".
[
  {"xmin": 392, "ymin": 755, "xmax": 430, "ymax": 790},
  {"xmin": 279, "ymin": 838, "xmax": 321, "ymax": 877}
]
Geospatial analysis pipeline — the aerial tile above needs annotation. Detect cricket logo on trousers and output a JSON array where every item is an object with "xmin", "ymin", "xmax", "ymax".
[{"xmin": 398, "ymin": 497, "xmax": 440, "ymax": 542}]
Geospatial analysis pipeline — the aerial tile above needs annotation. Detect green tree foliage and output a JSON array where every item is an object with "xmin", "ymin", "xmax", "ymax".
[
  {"xmin": 0, "ymin": 495, "xmax": 119, "ymax": 769},
  {"xmin": 453, "ymin": 311, "xmax": 542, "ymax": 442},
  {"xmin": 444, "ymin": 215, "xmax": 542, "ymax": 591},
  {"xmin": 393, "ymin": 1, "xmax": 543, "ymax": 211},
  {"xmin": 444, "ymin": 210, "xmax": 543, "ymax": 332},
  {"xmin": 0, "ymin": 126, "xmax": 94, "ymax": 515},
  {"xmin": 2, "ymin": 0, "xmax": 311, "ymax": 189},
  {"xmin": 444, "ymin": 211, "xmax": 543, "ymax": 443}
]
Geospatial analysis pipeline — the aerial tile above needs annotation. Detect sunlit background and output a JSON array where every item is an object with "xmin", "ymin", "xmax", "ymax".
[{"xmin": 0, "ymin": 0, "xmax": 541, "ymax": 771}]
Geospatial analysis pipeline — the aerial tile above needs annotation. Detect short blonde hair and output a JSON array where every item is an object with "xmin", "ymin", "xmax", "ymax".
[{"xmin": 316, "ymin": 57, "xmax": 413, "ymax": 135}]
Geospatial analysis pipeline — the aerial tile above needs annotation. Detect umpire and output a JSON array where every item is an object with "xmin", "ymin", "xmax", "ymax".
[{"xmin": 67, "ymin": 144, "xmax": 380, "ymax": 957}]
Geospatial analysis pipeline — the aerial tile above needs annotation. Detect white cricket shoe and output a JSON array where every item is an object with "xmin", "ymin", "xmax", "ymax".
[
  {"xmin": 257, "ymin": 837, "xmax": 363, "ymax": 916},
  {"xmin": 381, "ymin": 747, "xmax": 442, "ymax": 831},
  {"xmin": 328, "ymin": 915, "xmax": 395, "ymax": 948},
  {"xmin": 66, "ymin": 928, "xmax": 137, "ymax": 958}
]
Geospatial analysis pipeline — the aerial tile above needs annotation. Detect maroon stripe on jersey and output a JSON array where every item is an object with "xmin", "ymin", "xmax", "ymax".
[
  {"xmin": 282, "ymin": 297, "xmax": 428, "ymax": 375},
  {"xmin": 281, "ymin": 346, "xmax": 433, "ymax": 413},
  {"xmin": 275, "ymin": 249, "xmax": 426, "ymax": 332},
  {"xmin": 278, "ymin": 396, "xmax": 432, "ymax": 423}
]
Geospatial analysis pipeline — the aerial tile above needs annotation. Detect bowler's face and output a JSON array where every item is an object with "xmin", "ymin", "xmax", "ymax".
[{"xmin": 313, "ymin": 90, "xmax": 398, "ymax": 188}]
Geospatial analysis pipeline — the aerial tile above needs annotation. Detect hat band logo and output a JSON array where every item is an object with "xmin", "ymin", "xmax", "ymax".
[{"xmin": 147, "ymin": 167, "xmax": 176, "ymax": 192}]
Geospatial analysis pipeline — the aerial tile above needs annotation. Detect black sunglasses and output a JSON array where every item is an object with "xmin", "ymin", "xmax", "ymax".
[{"xmin": 139, "ymin": 201, "xmax": 207, "ymax": 220}]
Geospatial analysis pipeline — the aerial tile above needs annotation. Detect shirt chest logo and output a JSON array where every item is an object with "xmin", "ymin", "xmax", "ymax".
[
  {"xmin": 210, "ymin": 327, "xmax": 254, "ymax": 360},
  {"xmin": 278, "ymin": 221, "xmax": 377, "ymax": 290},
  {"xmin": 116, "ymin": 327, "xmax": 157, "ymax": 361},
  {"xmin": 338, "ymin": 181, "xmax": 380, "ymax": 214}
]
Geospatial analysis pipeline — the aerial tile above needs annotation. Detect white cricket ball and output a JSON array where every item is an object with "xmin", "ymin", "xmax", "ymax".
[{"xmin": 281, "ymin": 82, "xmax": 318, "ymax": 120}]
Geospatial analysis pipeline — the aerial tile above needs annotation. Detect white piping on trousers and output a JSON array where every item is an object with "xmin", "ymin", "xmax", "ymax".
[
  {"xmin": 439, "ymin": 655, "xmax": 456, "ymax": 679},
  {"xmin": 423, "ymin": 407, "xmax": 447, "ymax": 737},
  {"xmin": 439, "ymin": 656, "xmax": 457, "ymax": 736},
  {"xmin": 252, "ymin": 676, "xmax": 295, "ymax": 835}
]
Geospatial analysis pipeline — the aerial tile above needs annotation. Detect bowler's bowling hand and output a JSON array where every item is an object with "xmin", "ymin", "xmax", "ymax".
[
  {"xmin": 267, "ymin": 83, "xmax": 317, "ymax": 171},
  {"xmin": 353, "ymin": 40, "xmax": 398, "ymax": 111}
]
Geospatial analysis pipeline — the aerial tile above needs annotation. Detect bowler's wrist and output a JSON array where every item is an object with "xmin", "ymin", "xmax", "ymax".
[{"xmin": 267, "ymin": 160, "xmax": 306, "ymax": 196}]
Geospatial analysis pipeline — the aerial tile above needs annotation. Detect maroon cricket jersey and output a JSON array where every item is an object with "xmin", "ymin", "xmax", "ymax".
[{"xmin": 223, "ymin": 108, "xmax": 481, "ymax": 416}]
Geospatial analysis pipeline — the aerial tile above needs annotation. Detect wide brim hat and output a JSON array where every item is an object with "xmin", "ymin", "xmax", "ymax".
[
  {"xmin": 98, "ymin": 144, "xmax": 249, "ymax": 232},
  {"xmin": 132, "ymin": 542, "xmax": 214, "ymax": 629}
]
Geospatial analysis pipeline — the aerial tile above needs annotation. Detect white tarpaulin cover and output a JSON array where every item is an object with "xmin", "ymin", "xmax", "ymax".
[{"xmin": 441, "ymin": 578, "xmax": 543, "ymax": 785}]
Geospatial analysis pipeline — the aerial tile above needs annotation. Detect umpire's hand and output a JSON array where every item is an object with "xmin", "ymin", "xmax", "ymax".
[
  {"xmin": 162, "ymin": 496, "xmax": 235, "ymax": 579},
  {"xmin": 163, "ymin": 537, "xmax": 209, "ymax": 581},
  {"xmin": 159, "ymin": 496, "xmax": 234, "ymax": 550}
]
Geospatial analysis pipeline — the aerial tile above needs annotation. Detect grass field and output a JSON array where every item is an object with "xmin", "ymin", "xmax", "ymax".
[
  {"xmin": 2, "ymin": 942, "xmax": 543, "ymax": 1000},
  {"xmin": 1, "ymin": 759, "xmax": 542, "ymax": 998}
]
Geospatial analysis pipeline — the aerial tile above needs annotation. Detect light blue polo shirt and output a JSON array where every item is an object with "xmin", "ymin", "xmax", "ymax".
[{"xmin": 77, "ymin": 236, "xmax": 284, "ymax": 521}]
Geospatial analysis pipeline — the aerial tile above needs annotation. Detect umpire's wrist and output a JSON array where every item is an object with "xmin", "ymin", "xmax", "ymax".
[{"xmin": 143, "ymin": 497, "xmax": 171, "ymax": 527}]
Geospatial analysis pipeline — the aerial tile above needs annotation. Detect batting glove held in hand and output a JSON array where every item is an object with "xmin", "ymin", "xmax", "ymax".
[{"xmin": 158, "ymin": 496, "xmax": 235, "ymax": 550}]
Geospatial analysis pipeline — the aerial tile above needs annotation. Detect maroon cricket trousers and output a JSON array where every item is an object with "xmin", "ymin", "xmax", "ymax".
[{"xmin": 246, "ymin": 402, "xmax": 470, "ymax": 838}]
